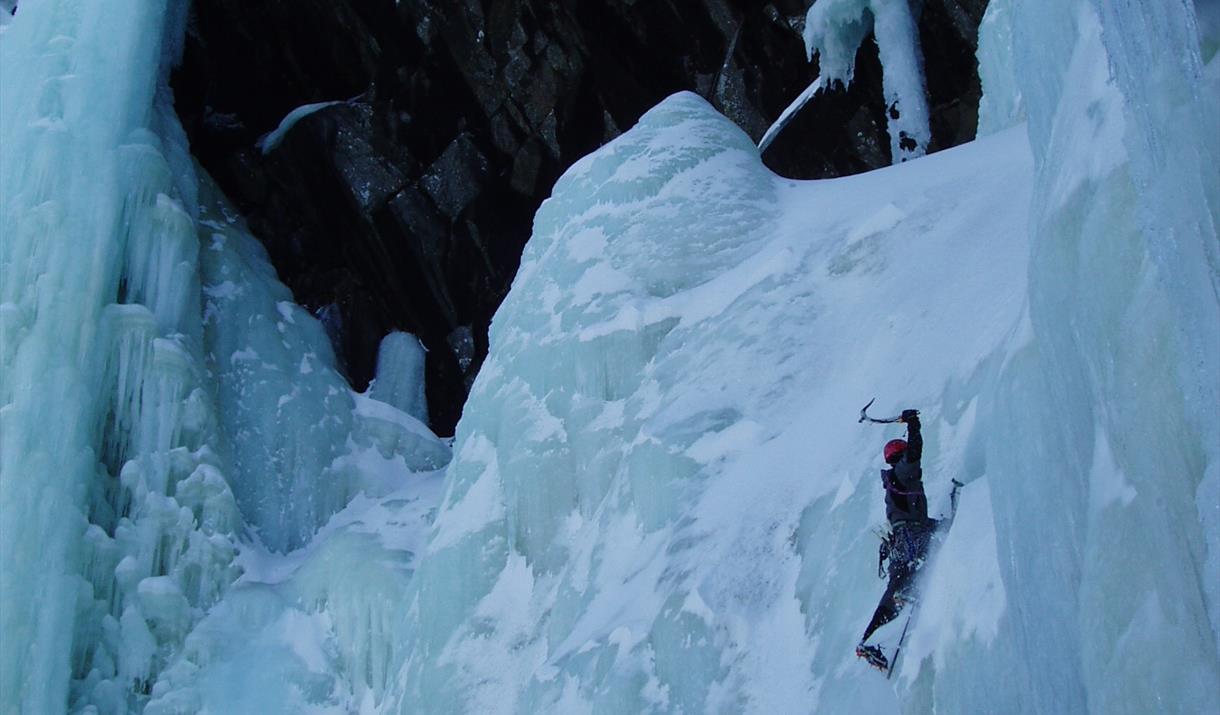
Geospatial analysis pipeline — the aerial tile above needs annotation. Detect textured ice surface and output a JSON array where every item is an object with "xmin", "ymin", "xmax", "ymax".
[
  {"xmin": 383, "ymin": 0, "xmax": 1218, "ymax": 704},
  {"xmin": 975, "ymin": 0, "xmax": 1024, "ymax": 136},
  {"xmin": 982, "ymin": 1, "xmax": 1220, "ymax": 711},
  {"xmin": 198, "ymin": 177, "xmax": 359, "ymax": 554},
  {"xmin": 0, "ymin": 3, "xmax": 241, "ymax": 711},
  {"xmin": 146, "ymin": 466, "xmax": 447, "ymax": 714},
  {"xmin": 2, "ymin": 0, "xmax": 1218, "ymax": 712},
  {"xmin": 1, "ymin": 2, "xmax": 449, "ymax": 712},
  {"xmin": 385, "ymin": 92, "xmax": 1039, "ymax": 713},
  {"xmin": 370, "ymin": 331, "xmax": 429, "ymax": 425},
  {"xmin": 1201, "ymin": 0, "xmax": 1220, "ymax": 63}
]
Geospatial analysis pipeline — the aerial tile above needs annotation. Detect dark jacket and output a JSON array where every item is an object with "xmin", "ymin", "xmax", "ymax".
[{"xmin": 882, "ymin": 417, "xmax": 928, "ymax": 525}]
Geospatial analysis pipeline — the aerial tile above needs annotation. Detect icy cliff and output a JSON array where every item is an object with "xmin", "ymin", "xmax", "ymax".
[
  {"xmin": 384, "ymin": 89, "xmax": 1034, "ymax": 715},
  {"xmin": 384, "ymin": 0, "xmax": 1219, "ymax": 711}
]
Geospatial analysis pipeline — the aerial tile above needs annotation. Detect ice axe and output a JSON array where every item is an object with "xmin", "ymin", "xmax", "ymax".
[{"xmin": 857, "ymin": 398, "xmax": 909, "ymax": 424}]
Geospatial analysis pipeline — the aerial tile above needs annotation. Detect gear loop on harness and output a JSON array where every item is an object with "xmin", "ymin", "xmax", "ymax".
[{"xmin": 875, "ymin": 528, "xmax": 893, "ymax": 579}]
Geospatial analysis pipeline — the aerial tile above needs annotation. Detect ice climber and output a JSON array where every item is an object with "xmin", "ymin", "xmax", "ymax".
[{"xmin": 855, "ymin": 408, "xmax": 932, "ymax": 672}]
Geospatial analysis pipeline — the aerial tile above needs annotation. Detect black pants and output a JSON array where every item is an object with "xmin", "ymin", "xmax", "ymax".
[{"xmin": 861, "ymin": 521, "xmax": 933, "ymax": 643}]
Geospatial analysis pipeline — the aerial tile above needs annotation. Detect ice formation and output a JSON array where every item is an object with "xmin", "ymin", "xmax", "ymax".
[
  {"xmin": 197, "ymin": 178, "xmax": 364, "ymax": 554},
  {"xmin": 1, "ymin": 2, "xmax": 448, "ymax": 712},
  {"xmin": 382, "ymin": 90, "xmax": 1036, "ymax": 715},
  {"xmin": 986, "ymin": 2, "xmax": 1220, "ymax": 709},
  {"xmin": 382, "ymin": 0, "xmax": 1218, "ymax": 710},
  {"xmin": 760, "ymin": 0, "xmax": 931, "ymax": 162},
  {"xmin": 1, "ymin": 0, "xmax": 1217, "ymax": 713},
  {"xmin": 0, "ymin": 4, "xmax": 231, "ymax": 711},
  {"xmin": 974, "ymin": 0, "xmax": 1023, "ymax": 136},
  {"xmin": 370, "ymin": 332, "xmax": 429, "ymax": 425},
  {"xmin": 257, "ymin": 101, "xmax": 345, "ymax": 155}
]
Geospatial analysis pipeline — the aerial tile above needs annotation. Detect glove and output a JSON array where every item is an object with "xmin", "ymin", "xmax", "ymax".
[{"xmin": 901, "ymin": 409, "xmax": 920, "ymax": 423}]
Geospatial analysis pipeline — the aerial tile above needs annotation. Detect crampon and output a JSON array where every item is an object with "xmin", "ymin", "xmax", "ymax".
[{"xmin": 855, "ymin": 643, "xmax": 889, "ymax": 671}]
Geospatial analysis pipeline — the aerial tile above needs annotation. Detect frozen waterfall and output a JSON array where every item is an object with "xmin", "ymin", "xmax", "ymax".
[
  {"xmin": 383, "ymin": 0, "xmax": 1218, "ymax": 710},
  {"xmin": 1, "ymin": 2, "xmax": 447, "ymax": 712},
  {"xmin": 1, "ymin": 0, "xmax": 1217, "ymax": 713}
]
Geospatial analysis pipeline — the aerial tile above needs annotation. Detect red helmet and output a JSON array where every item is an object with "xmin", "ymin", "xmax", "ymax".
[{"xmin": 884, "ymin": 439, "xmax": 907, "ymax": 463}]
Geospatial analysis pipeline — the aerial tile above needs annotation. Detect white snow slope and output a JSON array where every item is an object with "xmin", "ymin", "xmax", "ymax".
[{"xmin": 1, "ymin": 0, "xmax": 1218, "ymax": 713}]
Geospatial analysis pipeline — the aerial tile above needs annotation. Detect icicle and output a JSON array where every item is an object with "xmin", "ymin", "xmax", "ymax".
[
  {"xmin": 870, "ymin": 0, "xmax": 930, "ymax": 161},
  {"xmin": 1, "ymin": 3, "xmax": 244, "ymax": 710},
  {"xmin": 758, "ymin": 75, "xmax": 827, "ymax": 153},
  {"xmin": 99, "ymin": 304, "xmax": 157, "ymax": 473},
  {"xmin": 763, "ymin": 0, "xmax": 931, "ymax": 162}
]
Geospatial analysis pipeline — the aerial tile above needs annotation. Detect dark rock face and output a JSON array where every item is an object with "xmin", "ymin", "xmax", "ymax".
[{"xmin": 173, "ymin": 0, "xmax": 987, "ymax": 435}]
